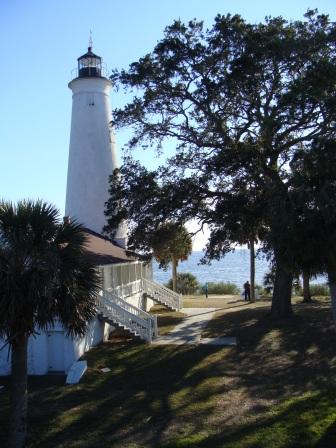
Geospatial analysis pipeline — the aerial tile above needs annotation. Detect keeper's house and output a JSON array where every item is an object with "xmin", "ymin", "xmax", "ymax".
[{"xmin": 0, "ymin": 229, "xmax": 179, "ymax": 375}]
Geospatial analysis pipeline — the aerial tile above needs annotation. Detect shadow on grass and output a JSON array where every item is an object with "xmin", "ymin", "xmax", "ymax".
[
  {"xmin": 1, "ymin": 299, "xmax": 335, "ymax": 448},
  {"xmin": 28, "ymin": 343, "xmax": 226, "ymax": 447},
  {"xmin": 160, "ymin": 389, "xmax": 336, "ymax": 448},
  {"xmin": 158, "ymin": 315, "xmax": 184, "ymax": 325},
  {"xmin": 203, "ymin": 300, "xmax": 336, "ymax": 400},
  {"xmin": 150, "ymin": 305, "xmax": 186, "ymax": 335}
]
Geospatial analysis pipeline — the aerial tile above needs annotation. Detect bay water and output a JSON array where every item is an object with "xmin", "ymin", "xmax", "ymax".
[
  {"xmin": 153, "ymin": 249, "xmax": 270, "ymax": 289},
  {"xmin": 153, "ymin": 249, "xmax": 328, "ymax": 289}
]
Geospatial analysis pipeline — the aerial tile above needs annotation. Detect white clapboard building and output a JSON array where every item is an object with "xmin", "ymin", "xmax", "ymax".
[{"xmin": 0, "ymin": 45, "xmax": 181, "ymax": 376}]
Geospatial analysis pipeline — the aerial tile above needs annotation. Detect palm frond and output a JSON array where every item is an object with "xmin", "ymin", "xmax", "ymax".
[{"xmin": 0, "ymin": 200, "xmax": 100, "ymax": 343}]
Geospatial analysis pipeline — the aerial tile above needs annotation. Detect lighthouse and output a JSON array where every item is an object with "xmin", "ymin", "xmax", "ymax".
[{"xmin": 65, "ymin": 45, "xmax": 126, "ymax": 246}]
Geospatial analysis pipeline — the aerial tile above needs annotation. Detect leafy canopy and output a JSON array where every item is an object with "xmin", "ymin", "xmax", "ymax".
[
  {"xmin": 289, "ymin": 139, "xmax": 336, "ymax": 278},
  {"xmin": 151, "ymin": 223, "xmax": 192, "ymax": 268},
  {"xmin": 105, "ymin": 11, "xmax": 336, "ymax": 266}
]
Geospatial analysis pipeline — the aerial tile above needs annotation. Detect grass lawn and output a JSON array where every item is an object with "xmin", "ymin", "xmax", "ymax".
[
  {"xmin": 1, "ymin": 297, "xmax": 336, "ymax": 447},
  {"xmin": 182, "ymin": 294, "xmax": 267, "ymax": 309},
  {"xmin": 149, "ymin": 304, "xmax": 186, "ymax": 335}
]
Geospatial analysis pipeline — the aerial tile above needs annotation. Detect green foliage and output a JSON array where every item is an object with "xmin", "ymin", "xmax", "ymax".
[
  {"xmin": 290, "ymin": 139, "xmax": 336, "ymax": 283},
  {"xmin": 165, "ymin": 272, "xmax": 200, "ymax": 294},
  {"xmin": 0, "ymin": 200, "xmax": 100, "ymax": 341},
  {"xmin": 201, "ymin": 281, "xmax": 239, "ymax": 295},
  {"xmin": 263, "ymin": 267, "xmax": 276, "ymax": 295},
  {"xmin": 151, "ymin": 223, "xmax": 193, "ymax": 292},
  {"xmin": 151, "ymin": 223, "xmax": 192, "ymax": 268},
  {"xmin": 286, "ymin": 280, "xmax": 329, "ymax": 298},
  {"xmin": 254, "ymin": 284, "xmax": 263, "ymax": 293},
  {"xmin": 0, "ymin": 200, "xmax": 101, "ymax": 447},
  {"xmin": 104, "ymin": 11, "xmax": 336, "ymax": 317},
  {"xmin": 310, "ymin": 283, "xmax": 330, "ymax": 297}
]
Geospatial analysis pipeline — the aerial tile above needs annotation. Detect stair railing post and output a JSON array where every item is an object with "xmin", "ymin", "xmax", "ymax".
[
  {"xmin": 148, "ymin": 318, "xmax": 152, "ymax": 343},
  {"xmin": 154, "ymin": 315, "xmax": 158, "ymax": 337},
  {"xmin": 178, "ymin": 294, "xmax": 182, "ymax": 311}
]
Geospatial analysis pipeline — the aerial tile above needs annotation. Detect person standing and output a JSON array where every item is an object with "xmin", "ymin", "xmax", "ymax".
[
  {"xmin": 205, "ymin": 282, "xmax": 208, "ymax": 299},
  {"xmin": 243, "ymin": 281, "xmax": 250, "ymax": 301}
]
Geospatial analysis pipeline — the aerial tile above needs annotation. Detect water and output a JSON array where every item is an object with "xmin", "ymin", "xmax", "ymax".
[
  {"xmin": 153, "ymin": 249, "xmax": 270, "ymax": 288},
  {"xmin": 153, "ymin": 249, "xmax": 328, "ymax": 288}
]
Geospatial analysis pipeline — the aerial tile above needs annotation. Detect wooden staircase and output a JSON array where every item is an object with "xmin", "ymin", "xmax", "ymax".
[
  {"xmin": 142, "ymin": 278, "xmax": 182, "ymax": 311},
  {"xmin": 97, "ymin": 290, "xmax": 158, "ymax": 343},
  {"xmin": 97, "ymin": 278, "xmax": 181, "ymax": 342}
]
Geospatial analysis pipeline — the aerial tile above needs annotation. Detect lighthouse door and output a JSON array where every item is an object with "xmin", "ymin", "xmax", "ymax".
[{"xmin": 47, "ymin": 331, "xmax": 64, "ymax": 372}]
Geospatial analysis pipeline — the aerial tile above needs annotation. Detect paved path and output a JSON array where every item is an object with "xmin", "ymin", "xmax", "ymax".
[{"xmin": 152, "ymin": 308, "xmax": 237, "ymax": 346}]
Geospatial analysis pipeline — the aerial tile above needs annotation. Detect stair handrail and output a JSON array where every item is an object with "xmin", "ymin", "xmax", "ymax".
[
  {"xmin": 112, "ymin": 279, "xmax": 143, "ymax": 299},
  {"xmin": 104, "ymin": 289, "xmax": 154, "ymax": 321},
  {"xmin": 99, "ymin": 294, "xmax": 150, "ymax": 341},
  {"xmin": 98, "ymin": 290, "xmax": 157, "ymax": 342},
  {"xmin": 104, "ymin": 302, "xmax": 151, "ymax": 342},
  {"xmin": 142, "ymin": 278, "xmax": 182, "ymax": 310}
]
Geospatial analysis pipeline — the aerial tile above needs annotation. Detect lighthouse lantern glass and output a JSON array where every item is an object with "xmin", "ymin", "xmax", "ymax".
[{"xmin": 78, "ymin": 51, "xmax": 102, "ymax": 78}]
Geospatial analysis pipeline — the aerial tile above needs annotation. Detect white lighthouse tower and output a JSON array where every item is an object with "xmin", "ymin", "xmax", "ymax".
[{"xmin": 65, "ymin": 45, "xmax": 126, "ymax": 246}]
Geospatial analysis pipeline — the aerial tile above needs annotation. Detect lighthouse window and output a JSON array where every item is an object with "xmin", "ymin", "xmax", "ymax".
[
  {"xmin": 79, "ymin": 57, "xmax": 101, "ymax": 69},
  {"xmin": 81, "ymin": 57, "xmax": 97, "ymax": 68},
  {"xmin": 78, "ymin": 51, "xmax": 102, "ymax": 78}
]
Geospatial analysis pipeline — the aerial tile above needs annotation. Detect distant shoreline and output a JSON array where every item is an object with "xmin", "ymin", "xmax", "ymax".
[
  {"xmin": 153, "ymin": 249, "xmax": 327, "ymax": 287},
  {"xmin": 153, "ymin": 249, "xmax": 270, "ymax": 287}
]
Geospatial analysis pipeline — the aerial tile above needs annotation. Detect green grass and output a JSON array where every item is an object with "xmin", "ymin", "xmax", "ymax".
[
  {"xmin": 150, "ymin": 304, "xmax": 186, "ymax": 335},
  {"xmin": 182, "ymin": 294, "xmax": 267, "ymax": 309},
  {"xmin": 1, "ymin": 297, "xmax": 336, "ymax": 447}
]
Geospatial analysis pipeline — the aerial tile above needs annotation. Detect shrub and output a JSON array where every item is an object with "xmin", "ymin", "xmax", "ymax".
[
  {"xmin": 165, "ymin": 272, "xmax": 200, "ymax": 294},
  {"xmin": 263, "ymin": 267, "xmax": 276, "ymax": 294},
  {"xmin": 201, "ymin": 281, "xmax": 239, "ymax": 295},
  {"xmin": 255, "ymin": 284, "xmax": 263, "ymax": 292},
  {"xmin": 310, "ymin": 283, "xmax": 330, "ymax": 297},
  {"xmin": 253, "ymin": 284, "xmax": 269, "ymax": 297}
]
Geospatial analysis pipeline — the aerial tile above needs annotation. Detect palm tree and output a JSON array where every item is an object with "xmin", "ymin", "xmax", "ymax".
[
  {"xmin": 0, "ymin": 200, "xmax": 100, "ymax": 448},
  {"xmin": 151, "ymin": 223, "xmax": 192, "ymax": 292}
]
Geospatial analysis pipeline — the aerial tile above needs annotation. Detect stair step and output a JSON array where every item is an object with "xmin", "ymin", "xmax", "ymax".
[
  {"xmin": 101, "ymin": 316, "xmax": 143, "ymax": 339},
  {"xmin": 99, "ymin": 290, "xmax": 159, "ymax": 343},
  {"xmin": 151, "ymin": 297, "xmax": 178, "ymax": 311}
]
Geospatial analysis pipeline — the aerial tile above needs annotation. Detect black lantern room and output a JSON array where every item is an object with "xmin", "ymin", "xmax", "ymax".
[{"xmin": 77, "ymin": 47, "xmax": 102, "ymax": 78}]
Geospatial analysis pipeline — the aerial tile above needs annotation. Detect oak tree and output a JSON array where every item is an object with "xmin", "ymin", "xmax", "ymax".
[{"xmin": 106, "ymin": 11, "xmax": 336, "ymax": 317}]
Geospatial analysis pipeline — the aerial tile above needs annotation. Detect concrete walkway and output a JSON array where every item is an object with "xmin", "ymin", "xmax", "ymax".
[{"xmin": 152, "ymin": 308, "xmax": 237, "ymax": 346}]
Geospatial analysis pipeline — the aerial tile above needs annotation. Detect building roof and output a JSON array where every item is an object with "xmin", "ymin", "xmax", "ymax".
[
  {"xmin": 77, "ymin": 47, "xmax": 101, "ymax": 61},
  {"xmin": 83, "ymin": 229, "xmax": 138, "ymax": 266}
]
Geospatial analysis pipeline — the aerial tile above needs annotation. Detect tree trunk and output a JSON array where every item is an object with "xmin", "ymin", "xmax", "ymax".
[
  {"xmin": 172, "ymin": 258, "xmax": 178, "ymax": 293},
  {"xmin": 249, "ymin": 239, "xmax": 255, "ymax": 302},
  {"xmin": 302, "ymin": 270, "xmax": 311, "ymax": 303},
  {"xmin": 9, "ymin": 334, "xmax": 28, "ymax": 448},
  {"xmin": 328, "ymin": 271, "xmax": 336, "ymax": 330},
  {"xmin": 271, "ymin": 263, "xmax": 293, "ymax": 318}
]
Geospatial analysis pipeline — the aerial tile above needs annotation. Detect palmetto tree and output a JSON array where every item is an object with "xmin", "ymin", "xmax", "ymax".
[
  {"xmin": 0, "ymin": 200, "xmax": 100, "ymax": 448},
  {"xmin": 151, "ymin": 223, "xmax": 192, "ymax": 292}
]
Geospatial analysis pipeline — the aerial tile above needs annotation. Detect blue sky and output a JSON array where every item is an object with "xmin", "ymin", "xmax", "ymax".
[{"xmin": 1, "ymin": 0, "xmax": 335, "ymax": 238}]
